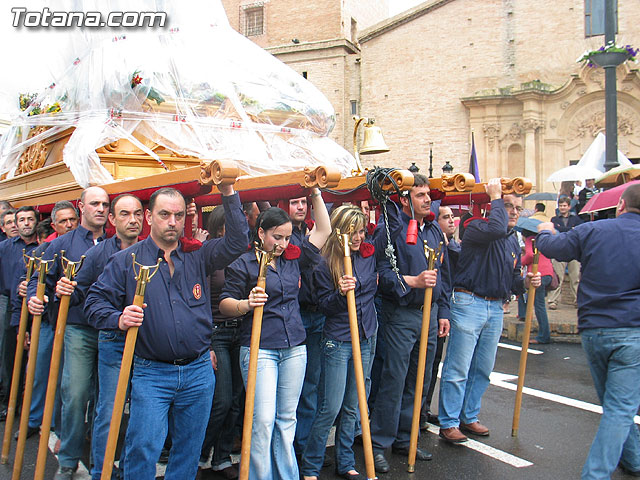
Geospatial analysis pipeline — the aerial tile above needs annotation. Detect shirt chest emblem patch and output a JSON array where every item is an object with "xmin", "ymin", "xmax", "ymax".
[{"xmin": 193, "ymin": 283, "xmax": 202, "ymax": 300}]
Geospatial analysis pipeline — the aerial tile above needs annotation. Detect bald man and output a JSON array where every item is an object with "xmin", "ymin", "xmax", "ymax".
[{"xmin": 28, "ymin": 186, "xmax": 110, "ymax": 480}]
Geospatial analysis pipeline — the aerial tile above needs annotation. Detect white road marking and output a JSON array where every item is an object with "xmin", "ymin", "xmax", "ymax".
[
  {"xmin": 425, "ymin": 424, "xmax": 533, "ymax": 468},
  {"xmin": 497, "ymin": 342, "xmax": 544, "ymax": 355},
  {"xmin": 489, "ymin": 372, "xmax": 640, "ymax": 425}
]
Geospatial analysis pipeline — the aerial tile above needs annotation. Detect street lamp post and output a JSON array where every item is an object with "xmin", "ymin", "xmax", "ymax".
[{"xmin": 603, "ymin": 0, "xmax": 620, "ymax": 172}]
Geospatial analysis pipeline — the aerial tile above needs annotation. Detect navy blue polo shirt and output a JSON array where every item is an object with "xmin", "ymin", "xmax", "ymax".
[
  {"xmin": 0, "ymin": 236, "xmax": 38, "ymax": 324},
  {"xmin": 26, "ymin": 225, "xmax": 105, "ymax": 327},
  {"xmin": 537, "ymin": 212, "xmax": 640, "ymax": 330},
  {"xmin": 316, "ymin": 201, "xmax": 403, "ymax": 341},
  {"xmin": 377, "ymin": 209, "xmax": 451, "ymax": 320},
  {"xmin": 84, "ymin": 193, "xmax": 248, "ymax": 362},
  {"xmin": 453, "ymin": 199, "xmax": 525, "ymax": 300},
  {"xmin": 71, "ymin": 235, "xmax": 124, "ymax": 328},
  {"xmin": 221, "ymin": 237, "xmax": 322, "ymax": 349}
]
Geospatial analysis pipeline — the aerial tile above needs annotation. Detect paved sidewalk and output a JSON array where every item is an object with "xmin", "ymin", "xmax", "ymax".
[{"xmin": 502, "ymin": 280, "xmax": 580, "ymax": 343}]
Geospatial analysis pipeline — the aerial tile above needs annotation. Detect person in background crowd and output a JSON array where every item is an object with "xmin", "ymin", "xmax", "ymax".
[
  {"xmin": 547, "ymin": 196, "xmax": 582, "ymax": 310},
  {"xmin": 0, "ymin": 201, "xmax": 14, "ymax": 242},
  {"xmin": 369, "ymin": 174, "xmax": 451, "ymax": 473},
  {"xmin": 85, "ymin": 185, "xmax": 248, "ymax": 480},
  {"xmin": 56, "ymin": 194, "xmax": 144, "ymax": 480},
  {"xmin": 198, "ymin": 206, "xmax": 244, "ymax": 480},
  {"xmin": 577, "ymin": 179, "xmax": 599, "ymax": 220},
  {"xmin": 531, "ymin": 203, "xmax": 550, "ymax": 222},
  {"xmin": 46, "ymin": 201, "xmax": 80, "ymax": 241},
  {"xmin": 27, "ymin": 187, "xmax": 110, "ymax": 480},
  {"xmin": 520, "ymin": 229, "xmax": 554, "ymax": 344},
  {"xmin": 220, "ymin": 189, "xmax": 330, "ymax": 480},
  {"xmin": 537, "ymin": 183, "xmax": 640, "ymax": 479},
  {"xmin": 421, "ymin": 205, "xmax": 460, "ymax": 428},
  {"xmin": 0, "ymin": 209, "xmax": 19, "ymax": 240},
  {"xmin": 0, "ymin": 206, "xmax": 38, "ymax": 422},
  {"xmin": 36, "ymin": 218, "xmax": 54, "ymax": 243},
  {"xmin": 438, "ymin": 178, "xmax": 541, "ymax": 445}
]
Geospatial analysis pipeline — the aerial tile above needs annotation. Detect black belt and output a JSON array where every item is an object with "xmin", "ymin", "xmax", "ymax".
[
  {"xmin": 159, "ymin": 356, "xmax": 199, "ymax": 366},
  {"xmin": 454, "ymin": 288, "xmax": 502, "ymax": 302},
  {"xmin": 215, "ymin": 319, "xmax": 240, "ymax": 328}
]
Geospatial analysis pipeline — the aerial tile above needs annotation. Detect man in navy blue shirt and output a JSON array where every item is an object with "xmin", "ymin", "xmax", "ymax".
[
  {"xmin": 0, "ymin": 206, "xmax": 38, "ymax": 419},
  {"xmin": 56, "ymin": 194, "xmax": 143, "ymax": 480},
  {"xmin": 28, "ymin": 186, "xmax": 110, "ymax": 480},
  {"xmin": 85, "ymin": 185, "xmax": 248, "ymax": 480},
  {"xmin": 537, "ymin": 183, "xmax": 640, "ymax": 479},
  {"xmin": 17, "ymin": 201, "xmax": 79, "ymax": 445},
  {"xmin": 288, "ymin": 195, "xmax": 326, "ymax": 456},
  {"xmin": 369, "ymin": 173, "xmax": 451, "ymax": 473},
  {"xmin": 439, "ymin": 178, "xmax": 540, "ymax": 444}
]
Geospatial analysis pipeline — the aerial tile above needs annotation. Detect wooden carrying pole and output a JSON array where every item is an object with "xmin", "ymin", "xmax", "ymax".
[
  {"xmin": 511, "ymin": 242, "xmax": 540, "ymax": 437},
  {"xmin": 339, "ymin": 231, "xmax": 376, "ymax": 480},
  {"xmin": 239, "ymin": 246, "xmax": 274, "ymax": 480},
  {"xmin": 12, "ymin": 256, "xmax": 56, "ymax": 479},
  {"xmin": 1, "ymin": 253, "xmax": 37, "ymax": 464},
  {"xmin": 408, "ymin": 241, "xmax": 441, "ymax": 473},
  {"xmin": 34, "ymin": 253, "xmax": 85, "ymax": 480},
  {"xmin": 100, "ymin": 254, "xmax": 161, "ymax": 480}
]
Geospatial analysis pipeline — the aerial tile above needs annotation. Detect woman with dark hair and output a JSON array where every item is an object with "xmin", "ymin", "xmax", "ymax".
[
  {"xmin": 198, "ymin": 205, "xmax": 246, "ymax": 478},
  {"xmin": 301, "ymin": 203, "xmax": 400, "ymax": 480},
  {"xmin": 219, "ymin": 188, "xmax": 330, "ymax": 480}
]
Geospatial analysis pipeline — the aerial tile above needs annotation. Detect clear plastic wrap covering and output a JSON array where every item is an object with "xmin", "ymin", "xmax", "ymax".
[{"xmin": 0, "ymin": 0, "xmax": 355, "ymax": 188}]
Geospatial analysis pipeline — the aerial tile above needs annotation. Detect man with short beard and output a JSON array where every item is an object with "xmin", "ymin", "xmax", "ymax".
[
  {"xmin": 27, "ymin": 187, "xmax": 110, "ymax": 480},
  {"xmin": 438, "ymin": 178, "xmax": 541, "ymax": 444}
]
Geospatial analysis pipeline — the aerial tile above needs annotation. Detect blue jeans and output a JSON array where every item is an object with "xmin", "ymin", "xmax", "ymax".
[
  {"xmin": 240, "ymin": 345, "xmax": 306, "ymax": 480},
  {"xmin": 439, "ymin": 291, "xmax": 503, "ymax": 429},
  {"xmin": 369, "ymin": 300, "xmax": 437, "ymax": 452},
  {"xmin": 302, "ymin": 336, "xmax": 372, "ymax": 476},
  {"xmin": 29, "ymin": 322, "xmax": 63, "ymax": 430},
  {"xmin": 534, "ymin": 276, "xmax": 552, "ymax": 343},
  {"xmin": 124, "ymin": 352, "xmax": 214, "ymax": 480},
  {"xmin": 200, "ymin": 324, "xmax": 243, "ymax": 470},
  {"xmin": 91, "ymin": 330, "xmax": 126, "ymax": 480},
  {"xmin": 295, "ymin": 310, "xmax": 325, "ymax": 453},
  {"xmin": 580, "ymin": 328, "xmax": 640, "ymax": 479},
  {"xmin": 59, "ymin": 325, "xmax": 99, "ymax": 469}
]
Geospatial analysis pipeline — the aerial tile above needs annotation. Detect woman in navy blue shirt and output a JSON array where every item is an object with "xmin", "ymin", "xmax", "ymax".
[
  {"xmin": 301, "ymin": 204, "xmax": 399, "ymax": 480},
  {"xmin": 219, "ymin": 189, "xmax": 330, "ymax": 480}
]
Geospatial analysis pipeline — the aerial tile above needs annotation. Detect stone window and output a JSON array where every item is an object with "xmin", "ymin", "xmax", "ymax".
[
  {"xmin": 241, "ymin": 3, "xmax": 264, "ymax": 37},
  {"xmin": 585, "ymin": 0, "xmax": 617, "ymax": 37}
]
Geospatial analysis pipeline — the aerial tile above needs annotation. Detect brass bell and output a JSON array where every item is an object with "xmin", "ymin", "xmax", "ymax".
[{"xmin": 359, "ymin": 121, "xmax": 389, "ymax": 155}]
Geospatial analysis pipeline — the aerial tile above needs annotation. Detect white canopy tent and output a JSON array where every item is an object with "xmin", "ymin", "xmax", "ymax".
[{"xmin": 547, "ymin": 132, "xmax": 632, "ymax": 182}]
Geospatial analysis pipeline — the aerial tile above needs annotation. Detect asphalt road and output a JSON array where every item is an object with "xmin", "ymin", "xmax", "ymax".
[{"xmin": 1, "ymin": 340, "xmax": 638, "ymax": 479}]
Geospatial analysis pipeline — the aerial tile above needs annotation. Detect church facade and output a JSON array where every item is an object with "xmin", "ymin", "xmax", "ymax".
[{"xmin": 222, "ymin": 0, "xmax": 640, "ymax": 192}]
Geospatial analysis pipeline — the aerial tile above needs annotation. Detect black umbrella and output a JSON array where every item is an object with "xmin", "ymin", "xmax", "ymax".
[{"xmin": 524, "ymin": 192, "xmax": 556, "ymax": 201}]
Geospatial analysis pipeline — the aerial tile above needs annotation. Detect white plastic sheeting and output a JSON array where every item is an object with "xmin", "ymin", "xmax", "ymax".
[{"xmin": 0, "ymin": 0, "xmax": 355, "ymax": 187}]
